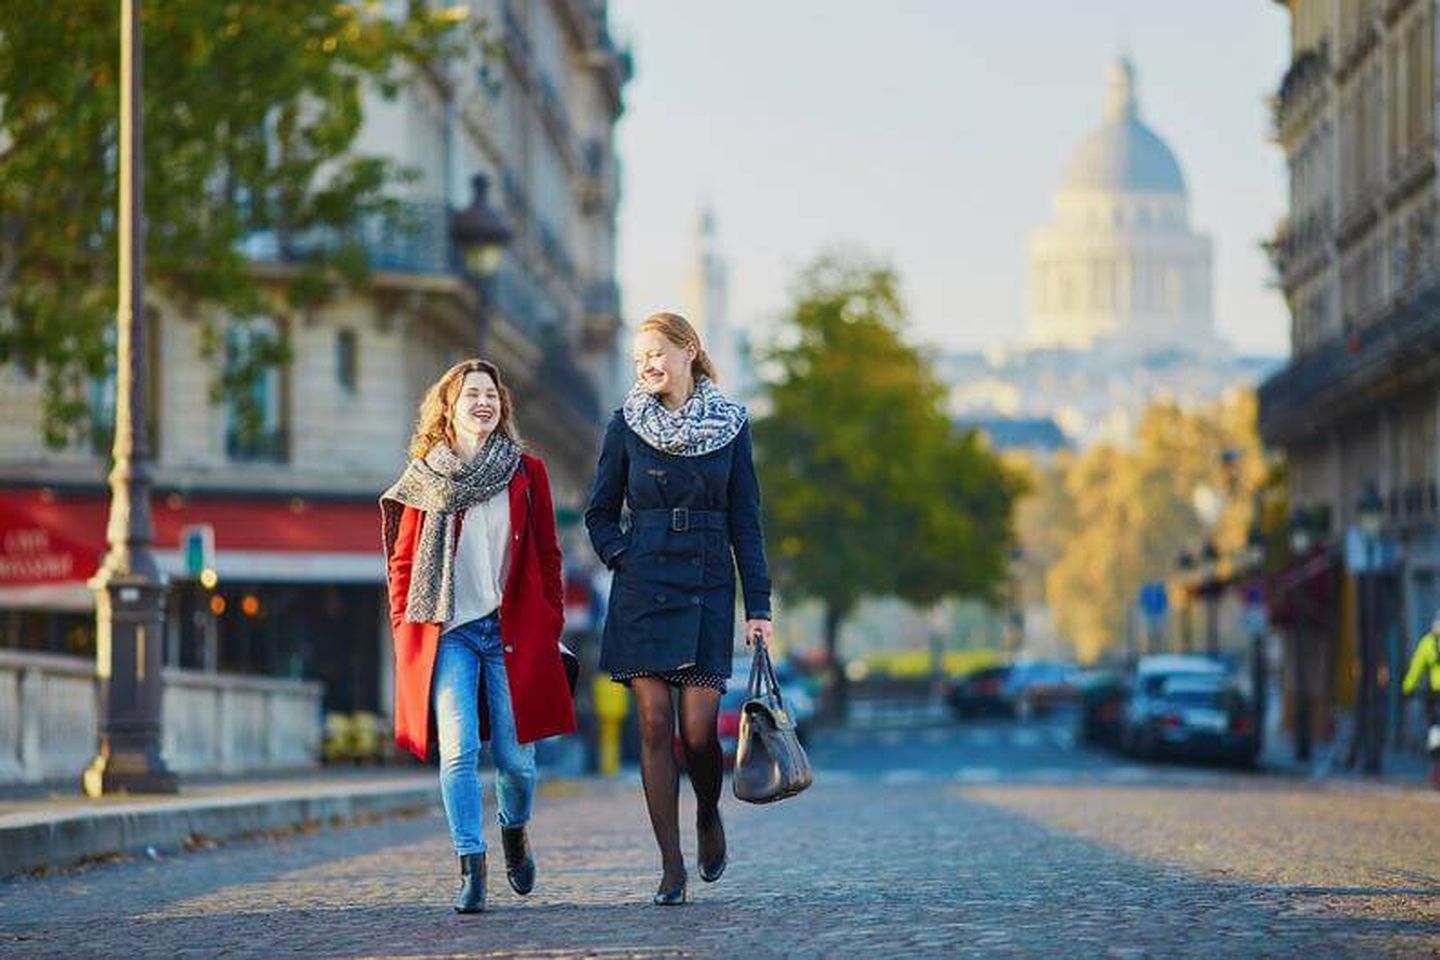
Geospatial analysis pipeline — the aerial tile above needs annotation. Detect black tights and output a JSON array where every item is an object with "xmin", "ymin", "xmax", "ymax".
[{"xmin": 631, "ymin": 678, "xmax": 722, "ymax": 883}]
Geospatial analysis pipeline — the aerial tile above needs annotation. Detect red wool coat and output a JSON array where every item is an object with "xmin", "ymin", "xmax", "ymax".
[{"xmin": 383, "ymin": 453, "xmax": 576, "ymax": 761}]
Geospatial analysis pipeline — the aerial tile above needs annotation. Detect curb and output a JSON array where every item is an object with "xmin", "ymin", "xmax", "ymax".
[{"xmin": 0, "ymin": 778, "xmax": 436, "ymax": 880}]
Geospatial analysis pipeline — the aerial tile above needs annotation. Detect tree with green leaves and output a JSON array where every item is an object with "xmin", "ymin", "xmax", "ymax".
[
  {"xmin": 0, "ymin": 0, "xmax": 476, "ymax": 445},
  {"xmin": 754, "ymin": 256, "xmax": 1021, "ymax": 690}
]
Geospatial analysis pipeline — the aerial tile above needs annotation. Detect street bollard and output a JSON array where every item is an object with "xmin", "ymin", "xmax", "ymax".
[{"xmin": 592, "ymin": 674, "xmax": 630, "ymax": 777}]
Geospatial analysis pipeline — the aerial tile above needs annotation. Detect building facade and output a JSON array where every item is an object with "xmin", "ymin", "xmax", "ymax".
[
  {"xmin": 1028, "ymin": 58, "xmax": 1217, "ymax": 354},
  {"xmin": 1259, "ymin": 0, "xmax": 1439, "ymax": 760},
  {"xmin": 0, "ymin": 1, "xmax": 631, "ymax": 735}
]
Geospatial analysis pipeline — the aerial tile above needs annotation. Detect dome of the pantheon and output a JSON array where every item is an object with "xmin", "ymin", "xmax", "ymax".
[{"xmin": 1059, "ymin": 58, "xmax": 1186, "ymax": 196}]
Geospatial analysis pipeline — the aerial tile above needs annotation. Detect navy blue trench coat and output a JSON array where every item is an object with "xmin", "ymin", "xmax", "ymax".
[{"xmin": 585, "ymin": 411, "xmax": 772, "ymax": 677}]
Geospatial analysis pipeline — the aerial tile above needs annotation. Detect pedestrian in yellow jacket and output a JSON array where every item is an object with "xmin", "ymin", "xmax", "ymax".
[{"xmin": 1402, "ymin": 620, "xmax": 1439, "ymax": 725}]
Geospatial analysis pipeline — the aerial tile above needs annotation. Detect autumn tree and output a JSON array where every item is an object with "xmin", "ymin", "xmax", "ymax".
[
  {"xmin": 1041, "ymin": 391, "xmax": 1269, "ymax": 663},
  {"xmin": 0, "ymin": 0, "xmax": 476, "ymax": 444},
  {"xmin": 754, "ymin": 256, "xmax": 1021, "ymax": 684}
]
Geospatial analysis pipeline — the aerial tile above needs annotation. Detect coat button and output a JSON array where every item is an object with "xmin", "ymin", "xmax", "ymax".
[
  {"xmin": 504, "ymin": 645, "xmax": 514, "ymax": 653},
  {"xmin": 691, "ymin": 596, "xmax": 701, "ymax": 606},
  {"xmin": 692, "ymin": 558, "xmax": 701, "ymax": 567},
  {"xmin": 655, "ymin": 594, "xmax": 666, "ymax": 605}
]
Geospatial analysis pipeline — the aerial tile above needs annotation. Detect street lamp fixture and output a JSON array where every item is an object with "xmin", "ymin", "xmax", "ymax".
[
  {"xmin": 1246, "ymin": 524, "xmax": 1266, "ymax": 573},
  {"xmin": 1289, "ymin": 508, "xmax": 1312, "ymax": 555},
  {"xmin": 1356, "ymin": 482, "xmax": 1385, "ymax": 537},
  {"xmin": 450, "ymin": 173, "xmax": 513, "ymax": 354},
  {"xmin": 451, "ymin": 173, "xmax": 512, "ymax": 278}
]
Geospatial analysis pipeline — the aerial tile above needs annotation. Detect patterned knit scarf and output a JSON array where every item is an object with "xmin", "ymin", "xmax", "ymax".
[
  {"xmin": 379, "ymin": 435, "xmax": 520, "ymax": 623},
  {"xmin": 622, "ymin": 376, "xmax": 748, "ymax": 457}
]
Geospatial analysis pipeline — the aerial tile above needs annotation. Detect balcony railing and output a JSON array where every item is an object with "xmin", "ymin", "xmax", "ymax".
[
  {"xmin": 226, "ymin": 426, "xmax": 289, "ymax": 464},
  {"xmin": 239, "ymin": 200, "xmax": 453, "ymax": 277},
  {"xmin": 1259, "ymin": 277, "xmax": 1440, "ymax": 445},
  {"xmin": 1272, "ymin": 43, "xmax": 1329, "ymax": 135},
  {"xmin": 538, "ymin": 331, "xmax": 602, "ymax": 425}
]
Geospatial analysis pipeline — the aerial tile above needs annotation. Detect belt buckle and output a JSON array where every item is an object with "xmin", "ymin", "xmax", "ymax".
[{"xmin": 671, "ymin": 507, "xmax": 690, "ymax": 532}]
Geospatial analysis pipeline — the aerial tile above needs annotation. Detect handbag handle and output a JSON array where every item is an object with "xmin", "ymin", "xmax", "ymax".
[{"xmin": 746, "ymin": 635, "xmax": 787, "ymax": 709}]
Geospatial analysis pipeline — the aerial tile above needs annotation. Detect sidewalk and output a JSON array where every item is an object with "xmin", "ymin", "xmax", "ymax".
[
  {"xmin": 1259, "ymin": 735, "xmax": 1433, "ymax": 791},
  {"xmin": 0, "ymin": 769, "xmax": 436, "ymax": 880}
]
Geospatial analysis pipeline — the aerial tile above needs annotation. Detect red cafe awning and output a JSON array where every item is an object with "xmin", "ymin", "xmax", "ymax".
[{"xmin": 0, "ymin": 487, "xmax": 383, "ymax": 603}]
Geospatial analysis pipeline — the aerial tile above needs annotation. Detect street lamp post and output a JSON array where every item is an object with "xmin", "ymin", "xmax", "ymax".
[
  {"xmin": 82, "ymin": 0, "xmax": 176, "ymax": 797},
  {"xmin": 1201, "ymin": 540, "xmax": 1221, "ymax": 657},
  {"xmin": 1245, "ymin": 525, "xmax": 1268, "ymax": 737},
  {"xmin": 1177, "ymin": 551, "xmax": 1196, "ymax": 653},
  {"xmin": 449, "ymin": 173, "xmax": 513, "ymax": 354},
  {"xmin": 1288, "ymin": 509, "xmax": 1314, "ymax": 763},
  {"xmin": 1355, "ymin": 482, "xmax": 1385, "ymax": 775}
]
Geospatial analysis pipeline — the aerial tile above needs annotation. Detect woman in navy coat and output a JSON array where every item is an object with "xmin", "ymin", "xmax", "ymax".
[{"xmin": 585, "ymin": 311, "xmax": 772, "ymax": 905}]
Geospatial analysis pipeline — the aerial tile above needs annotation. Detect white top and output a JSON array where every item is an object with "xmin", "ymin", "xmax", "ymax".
[{"xmin": 445, "ymin": 494, "xmax": 513, "ymax": 632}]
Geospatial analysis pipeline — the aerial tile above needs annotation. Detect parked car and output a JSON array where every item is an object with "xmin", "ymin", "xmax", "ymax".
[
  {"xmin": 1121, "ymin": 665, "xmax": 1258, "ymax": 766},
  {"xmin": 946, "ymin": 664, "xmax": 1014, "ymax": 720},
  {"xmin": 1004, "ymin": 660, "xmax": 1079, "ymax": 719},
  {"xmin": 1075, "ymin": 669, "xmax": 1128, "ymax": 748}
]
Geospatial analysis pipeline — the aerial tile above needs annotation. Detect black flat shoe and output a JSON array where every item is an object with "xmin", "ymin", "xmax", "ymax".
[
  {"xmin": 454, "ymin": 853, "xmax": 486, "ymax": 913},
  {"xmin": 501, "ymin": 825, "xmax": 536, "ymax": 896},
  {"xmin": 652, "ymin": 871, "xmax": 688, "ymax": 906},
  {"xmin": 697, "ymin": 809, "xmax": 727, "ymax": 883}
]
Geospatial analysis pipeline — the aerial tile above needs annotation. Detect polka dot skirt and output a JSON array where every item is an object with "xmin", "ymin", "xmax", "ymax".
[{"xmin": 610, "ymin": 666, "xmax": 729, "ymax": 692}]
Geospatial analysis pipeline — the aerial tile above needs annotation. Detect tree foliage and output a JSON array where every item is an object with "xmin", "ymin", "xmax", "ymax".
[
  {"xmin": 0, "ymin": 0, "xmax": 476, "ymax": 444},
  {"xmin": 1038, "ymin": 391, "xmax": 1270, "ymax": 664},
  {"xmin": 754, "ymin": 256, "xmax": 1022, "ymax": 661}
]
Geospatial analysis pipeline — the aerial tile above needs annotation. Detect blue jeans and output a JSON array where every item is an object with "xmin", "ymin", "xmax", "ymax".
[{"xmin": 434, "ymin": 613, "xmax": 536, "ymax": 856}]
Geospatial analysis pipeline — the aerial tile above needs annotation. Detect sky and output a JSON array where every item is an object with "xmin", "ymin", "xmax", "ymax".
[{"xmin": 608, "ymin": 0, "xmax": 1293, "ymax": 358}]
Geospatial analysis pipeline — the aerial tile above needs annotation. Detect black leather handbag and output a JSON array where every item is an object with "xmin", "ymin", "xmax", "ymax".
[{"xmin": 732, "ymin": 637, "xmax": 813, "ymax": 804}]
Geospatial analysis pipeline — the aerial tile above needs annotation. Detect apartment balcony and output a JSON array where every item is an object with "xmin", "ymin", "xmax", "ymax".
[
  {"xmin": 581, "ymin": 279, "xmax": 622, "ymax": 352},
  {"xmin": 538, "ymin": 332, "xmax": 602, "ymax": 425},
  {"xmin": 238, "ymin": 199, "xmax": 453, "ymax": 277},
  {"xmin": 1267, "ymin": 202, "xmax": 1333, "ymax": 290},
  {"xmin": 1259, "ymin": 280, "xmax": 1440, "ymax": 447},
  {"xmin": 1271, "ymin": 43, "xmax": 1329, "ymax": 140},
  {"xmin": 226, "ymin": 426, "xmax": 289, "ymax": 464}
]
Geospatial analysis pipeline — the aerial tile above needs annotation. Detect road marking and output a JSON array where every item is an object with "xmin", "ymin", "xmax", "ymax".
[
  {"xmin": 921, "ymin": 728, "xmax": 951, "ymax": 745},
  {"xmin": 877, "ymin": 730, "xmax": 906, "ymax": 747},
  {"xmin": 881, "ymin": 769, "xmax": 932, "ymax": 784},
  {"xmin": 967, "ymin": 730, "xmax": 1001, "ymax": 748},
  {"xmin": 1106, "ymin": 765, "xmax": 1151, "ymax": 783},
  {"xmin": 954, "ymin": 766, "xmax": 1003, "ymax": 784}
]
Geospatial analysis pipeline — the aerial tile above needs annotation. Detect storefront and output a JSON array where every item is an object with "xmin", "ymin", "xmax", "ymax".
[{"xmin": 0, "ymin": 485, "xmax": 388, "ymax": 713}]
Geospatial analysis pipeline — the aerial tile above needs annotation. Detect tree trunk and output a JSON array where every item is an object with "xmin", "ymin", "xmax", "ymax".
[{"xmin": 822, "ymin": 601, "xmax": 848, "ymax": 725}]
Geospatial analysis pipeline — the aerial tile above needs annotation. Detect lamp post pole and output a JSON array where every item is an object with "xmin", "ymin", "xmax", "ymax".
[
  {"xmin": 1201, "ymin": 541, "xmax": 1221, "ymax": 657},
  {"xmin": 83, "ymin": 0, "xmax": 176, "ymax": 797},
  {"xmin": 1355, "ymin": 482, "xmax": 1385, "ymax": 776}
]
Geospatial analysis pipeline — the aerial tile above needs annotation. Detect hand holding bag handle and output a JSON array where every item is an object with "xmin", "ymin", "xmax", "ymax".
[{"xmin": 732, "ymin": 634, "xmax": 814, "ymax": 804}]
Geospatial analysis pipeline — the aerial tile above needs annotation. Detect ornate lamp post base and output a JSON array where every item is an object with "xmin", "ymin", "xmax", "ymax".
[{"xmin": 83, "ymin": 575, "xmax": 176, "ymax": 797}]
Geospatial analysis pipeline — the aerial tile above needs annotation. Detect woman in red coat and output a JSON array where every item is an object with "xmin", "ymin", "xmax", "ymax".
[{"xmin": 381, "ymin": 358, "xmax": 575, "ymax": 914}]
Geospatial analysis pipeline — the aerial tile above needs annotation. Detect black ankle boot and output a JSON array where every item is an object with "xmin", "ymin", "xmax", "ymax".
[
  {"xmin": 455, "ymin": 853, "xmax": 486, "ymax": 913},
  {"xmin": 500, "ymin": 825, "xmax": 536, "ymax": 896},
  {"xmin": 698, "ymin": 807, "xmax": 727, "ymax": 883}
]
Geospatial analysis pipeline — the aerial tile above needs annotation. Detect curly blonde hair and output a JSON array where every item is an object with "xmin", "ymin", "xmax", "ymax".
[
  {"xmin": 638, "ymin": 311, "xmax": 720, "ymax": 383},
  {"xmin": 407, "ymin": 358, "xmax": 520, "ymax": 460}
]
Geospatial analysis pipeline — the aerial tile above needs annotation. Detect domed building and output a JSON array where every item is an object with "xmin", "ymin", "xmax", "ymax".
[{"xmin": 1027, "ymin": 57, "xmax": 1216, "ymax": 353}]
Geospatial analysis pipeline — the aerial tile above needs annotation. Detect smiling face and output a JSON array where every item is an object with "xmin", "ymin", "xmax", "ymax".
[
  {"xmin": 632, "ymin": 328, "xmax": 697, "ymax": 400},
  {"xmin": 449, "ymin": 370, "xmax": 502, "ymax": 446}
]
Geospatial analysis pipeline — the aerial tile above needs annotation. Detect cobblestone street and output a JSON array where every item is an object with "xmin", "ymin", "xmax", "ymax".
[{"xmin": 2, "ymin": 720, "xmax": 1438, "ymax": 958}]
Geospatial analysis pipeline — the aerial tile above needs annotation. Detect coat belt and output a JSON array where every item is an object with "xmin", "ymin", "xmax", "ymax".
[{"xmin": 630, "ymin": 507, "xmax": 727, "ymax": 532}]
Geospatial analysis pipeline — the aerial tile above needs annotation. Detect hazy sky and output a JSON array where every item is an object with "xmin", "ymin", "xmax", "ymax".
[{"xmin": 609, "ymin": 1, "xmax": 1292, "ymax": 357}]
